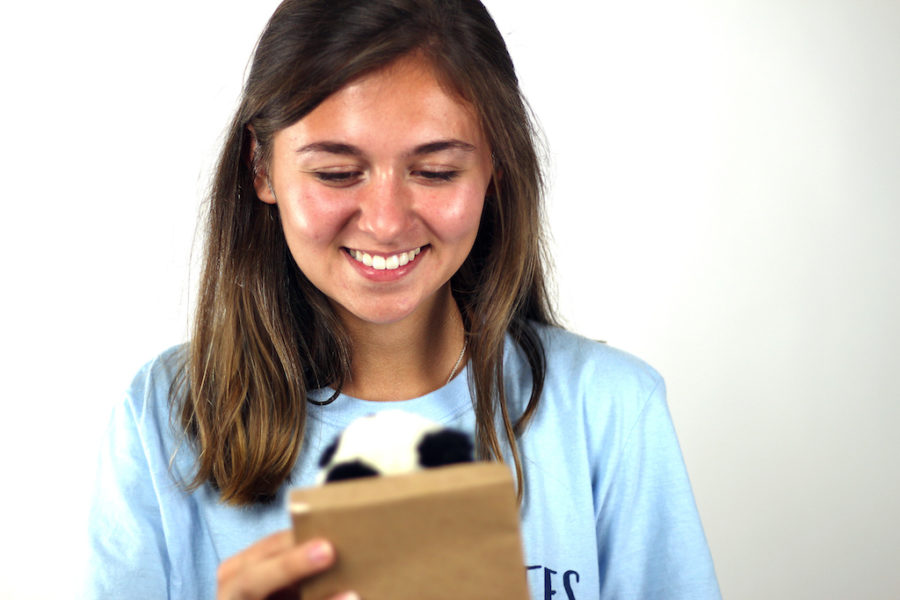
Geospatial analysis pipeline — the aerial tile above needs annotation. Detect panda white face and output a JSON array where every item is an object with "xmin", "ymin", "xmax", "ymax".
[{"xmin": 317, "ymin": 410, "xmax": 474, "ymax": 484}]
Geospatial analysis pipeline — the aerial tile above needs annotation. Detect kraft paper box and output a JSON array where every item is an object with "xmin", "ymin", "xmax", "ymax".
[{"xmin": 289, "ymin": 462, "xmax": 530, "ymax": 600}]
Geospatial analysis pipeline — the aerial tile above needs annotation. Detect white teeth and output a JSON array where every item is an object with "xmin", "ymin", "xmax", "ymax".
[{"xmin": 349, "ymin": 247, "xmax": 423, "ymax": 270}]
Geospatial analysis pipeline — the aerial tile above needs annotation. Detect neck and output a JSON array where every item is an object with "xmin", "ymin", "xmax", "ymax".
[{"xmin": 336, "ymin": 287, "xmax": 467, "ymax": 401}]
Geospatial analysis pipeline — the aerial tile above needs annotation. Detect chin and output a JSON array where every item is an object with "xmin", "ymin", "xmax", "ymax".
[
  {"xmin": 338, "ymin": 299, "xmax": 422, "ymax": 327},
  {"xmin": 333, "ymin": 283, "xmax": 452, "ymax": 327}
]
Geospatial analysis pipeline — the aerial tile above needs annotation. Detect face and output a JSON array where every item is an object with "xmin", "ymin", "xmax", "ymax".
[{"xmin": 255, "ymin": 54, "xmax": 493, "ymax": 328}]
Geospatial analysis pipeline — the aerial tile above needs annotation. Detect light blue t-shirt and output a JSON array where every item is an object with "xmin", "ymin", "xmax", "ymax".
[{"xmin": 85, "ymin": 325, "xmax": 720, "ymax": 599}]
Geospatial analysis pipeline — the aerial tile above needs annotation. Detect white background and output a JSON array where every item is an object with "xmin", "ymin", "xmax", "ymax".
[{"xmin": 2, "ymin": 1, "xmax": 898, "ymax": 598}]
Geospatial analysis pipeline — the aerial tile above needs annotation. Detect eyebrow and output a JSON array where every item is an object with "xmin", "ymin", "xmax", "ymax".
[
  {"xmin": 296, "ymin": 141, "xmax": 364, "ymax": 157},
  {"xmin": 407, "ymin": 140, "xmax": 476, "ymax": 157},
  {"xmin": 295, "ymin": 139, "xmax": 477, "ymax": 158}
]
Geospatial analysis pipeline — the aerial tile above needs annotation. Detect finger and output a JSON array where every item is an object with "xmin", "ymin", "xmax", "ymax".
[
  {"xmin": 326, "ymin": 592, "xmax": 360, "ymax": 600},
  {"xmin": 218, "ymin": 530, "xmax": 294, "ymax": 583},
  {"xmin": 218, "ymin": 538, "xmax": 335, "ymax": 600}
]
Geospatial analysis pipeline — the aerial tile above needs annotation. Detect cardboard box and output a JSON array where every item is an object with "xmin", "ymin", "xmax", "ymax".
[{"xmin": 289, "ymin": 462, "xmax": 530, "ymax": 599}]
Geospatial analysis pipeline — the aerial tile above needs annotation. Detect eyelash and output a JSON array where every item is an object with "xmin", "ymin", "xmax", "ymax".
[
  {"xmin": 312, "ymin": 170, "xmax": 460, "ymax": 186},
  {"xmin": 415, "ymin": 170, "xmax": 459, "ymax": 182},
  {"xmin": 315, "ymin": 171, "xmax": 362, "ymax": 184}
]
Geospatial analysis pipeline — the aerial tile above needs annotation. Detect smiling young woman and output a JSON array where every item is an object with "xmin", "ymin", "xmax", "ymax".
[
  {"xmin": 175, "ymin": 0, "xmax": 553, "ymax": 512},
  {"xmin": 86, "ymin": 1, "xmax": 721, "ymax": 599}
]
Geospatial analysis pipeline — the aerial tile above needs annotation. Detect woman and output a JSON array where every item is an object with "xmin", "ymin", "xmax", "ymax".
[{"xmin": 86, "ymin": 1, "xmax": 720, "ymax": 598}]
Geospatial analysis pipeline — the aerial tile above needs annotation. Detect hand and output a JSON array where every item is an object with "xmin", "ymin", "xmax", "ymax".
[{"xmin": 216, "ymin": 530, "xmax": 357, "ymax": 600}]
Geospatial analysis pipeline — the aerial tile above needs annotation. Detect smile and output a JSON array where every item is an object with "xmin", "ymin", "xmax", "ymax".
[{"xmin": 347, "ymin": 247, "xmax": 423, "ymax": 270}]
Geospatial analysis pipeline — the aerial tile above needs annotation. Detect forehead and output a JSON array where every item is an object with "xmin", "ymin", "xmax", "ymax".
[{"xmin": 280, "ymin": 54, "xmax": 487, "ymax": 152}]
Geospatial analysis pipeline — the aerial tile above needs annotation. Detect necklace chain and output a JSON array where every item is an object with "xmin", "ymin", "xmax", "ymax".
[{"xmin": 445, "ymin": 338, "xmax": 468, "ymax": 385}]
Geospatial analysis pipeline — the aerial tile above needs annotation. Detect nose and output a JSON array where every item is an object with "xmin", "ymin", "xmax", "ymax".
[{"xmin": 356, "ymin": 169, "xmax": 413, "ymax": 242}]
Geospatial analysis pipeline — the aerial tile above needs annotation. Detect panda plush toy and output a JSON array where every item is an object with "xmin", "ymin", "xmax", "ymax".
[{"xmin": 317, "ymin": 410, "xmax": 474, "ymax": 484}]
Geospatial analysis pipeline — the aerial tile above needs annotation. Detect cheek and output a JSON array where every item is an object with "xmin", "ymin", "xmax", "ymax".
[
  {"xmin": 425, "ymin": 185, "xmax": 486, "ymax": 240},
  {"xmin": 280, "ymin": 189, "xmax": 354, "ymax": 245}
]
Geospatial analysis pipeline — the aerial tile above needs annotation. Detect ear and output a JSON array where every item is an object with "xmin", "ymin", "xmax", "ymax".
[
  {"xmin": 249, "ymin": 127, "xmax": 277, "ymax": 205},
  {"xmin": 487, "ymin": 172, "xmax": 502, "ymax": 199},
  {"xmin": 490, "ymin": 152, "xmax": 503, "ymax": 193}
]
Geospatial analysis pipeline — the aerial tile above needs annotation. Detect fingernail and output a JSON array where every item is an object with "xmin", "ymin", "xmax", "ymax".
[
  {"xmin": 335, "ymin": 593, "xmax": 359, "ymax": 600},
  {"xmin": 307, "ymin": 540, "xmax": 334, "ymax": 565}
]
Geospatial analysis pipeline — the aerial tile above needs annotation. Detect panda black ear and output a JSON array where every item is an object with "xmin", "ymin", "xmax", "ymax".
[
  {"xmin": 319, "ymin": 439, "xmax": 339, "ymax": 468},
  {"xmin": 325, "ymin": 460, "xmax": 380, "ymax": 482},
  {"xmin": 417, "ymin": 429, "xmax": 474, "ymax": 468}
]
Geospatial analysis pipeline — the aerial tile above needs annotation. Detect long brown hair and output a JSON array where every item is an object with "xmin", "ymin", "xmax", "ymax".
[{"xmin": 173, "ymin": 0, "xmax": 557, "ymax": 506}]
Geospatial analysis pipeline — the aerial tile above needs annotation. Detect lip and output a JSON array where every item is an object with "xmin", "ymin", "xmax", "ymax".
[{"xmin": 343, "ymin": 246, "xmax": 428, "ymax": 282}]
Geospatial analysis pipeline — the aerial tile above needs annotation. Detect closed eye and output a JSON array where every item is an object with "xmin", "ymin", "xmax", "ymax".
[
  {"xmin": 414, "ymin": 170, "xmax": 459, "ymax": 182},
  {"xmin": 314, "ymin": 171, "xmax": 364, "ymax": 186}
]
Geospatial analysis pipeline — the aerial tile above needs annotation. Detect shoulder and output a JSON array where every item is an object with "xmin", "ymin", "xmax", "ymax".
[
  {"xmin": 503, "ymin": 323, "xmax": 666, "ymax": 443},
  {"xmin": 531, "ymin": 323, "xmax": 664, "ymax": 401},
  {"xmin": 514, "ymin": 324, "xmax": 670, "ymax": 464},
  {"xmin": 125, "ymin": 344, "xmax": 186, "ymax": 416},
  {"xmin": 113, "ymin": 344, "xmax": 188, "ymax": 461}
]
